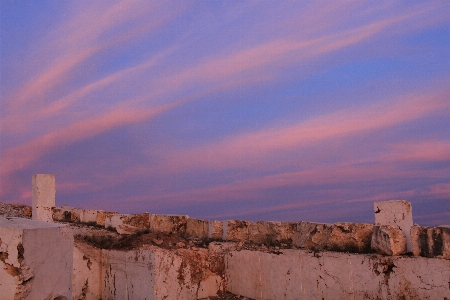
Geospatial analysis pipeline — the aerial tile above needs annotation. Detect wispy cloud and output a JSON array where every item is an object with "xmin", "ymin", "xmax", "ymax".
[
  {"xmin": 0, "ymin": 101, "xmax": 180, "ymax": 178},
  {"xmin": 163, "ymin": 90, "xmax": 449, "ymax": 172}
]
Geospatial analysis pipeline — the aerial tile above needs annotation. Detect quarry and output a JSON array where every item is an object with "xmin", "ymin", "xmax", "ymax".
[{"xmin": 0, "ymin": 174, "xmax": 449, "ymax": 300}]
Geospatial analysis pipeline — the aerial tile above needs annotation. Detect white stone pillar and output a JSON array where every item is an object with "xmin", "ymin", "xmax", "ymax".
[
  {"xmin": 374, "ymin": 200, "xmax": 413, "ymax": 253},
  {"xmin": 32, "ymin": 174, "xmax": 55, "ymax": 222}
]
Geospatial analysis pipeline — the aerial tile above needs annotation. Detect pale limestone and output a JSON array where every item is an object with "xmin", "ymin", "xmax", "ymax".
[
  {"xmin": 105, "ymin": 213, "xmax": 150, "ymax": 234},
  {"xmin": 371, "ymin": 225, "xmax": 406, "ymax": 256},
  {"xmin": 72, "ymin": 241, "xmax": 102, "ymax": 300},
  {"xmin": 52, "ymin": 206, "xmax": 79, "ymax": 223},
  {"xmin": 185, "ymin": 218, "xmax": 209, "ymax": 239},
  {"xmin": 223, "ymin": 220, "xmax": 252, "ymax": 242},
  {"xmin": 374, "ymin": 200, "xmax": 413, "ymax": 252},
  {"xmin": 76, "ymin": 209, "xmax": 98, "ymax": 224},
  {"xmin": 150, "ymin": 214, "xmax": 188, "ymax": 235},
  {"xmin": 100, "ymin": 246, "xmax": 223, "ymax": 299},
  {"xmin": 208, "ymin": 220, "xmax": 223, "ymax": 240},
  {"xmin": 248, "ymin": 221, "xmax": 297, "ymax": 245},
  {"xmin": 225, "ymin": 248, "xmax": 450, "ymax": 300},
  {"xmin": 197, "ymin": 274, "xmax": 222, "ymax": 299},
  {"xmin": 0, "ymin": 217, "xmax": 73, "ymax": 300},
  {"xmin": 328, "ymin": 222, "xmax": 373, "ymax": 253},
  {"xmin": 32, "ymin": 174, "xmax": 55, "ymax": 222},
  {"xmin": 95, "ymin": 210, "xmax": 118, "ymax": 227},
  {"xmin": 410, "ymin": 225, "xmax": 450, "ymax": 259},
  {"xmin": 292, "ymin": 221, "xmax": 333, "ymax": 250}
]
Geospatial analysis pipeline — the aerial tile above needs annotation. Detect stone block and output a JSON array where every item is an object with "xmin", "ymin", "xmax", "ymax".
[
  {"xmin": 328, "ymin": 222, "xmax": 373, "ymax": 253},
  {"xmin": 185, "ymin": 218, "xmax": 209, "ymax": 239},
  {"xmin": 105, "ymin": 213, "xmax": 150, "ymax": 234},
  {"xmin": 292, "ymin": 221, "xmax": 333, "ymax": 250},
  {"xmin": 32, "ymin": 174, "xmax": 56, "ymax": 222},
  {"xmin": 248, "ymin": 221, "xmax": 297, "ymax": 245},
  {"xmin": 374, "ymin": 200, "xmax": 413, "ymax": 252},
  {"xmin": 208, "ymin": 220, "xmax": 223, "ymax": 240},
  {"xmin": 52, "ymin": 206, "xmax": 79, "ymax": 223},
  {"xmin": 72, "ymin": 241, "xmax": 102, "ymax": 300},
  {"xmin": 0, "ymin": 217, "xmax": 73, "ymax": 300},
  {"xmin": 411, "ymin": 225, "xmax": 450, "ymax": 259},
  {"xmin": 371, "ymin": 225, "xmax": 407, "ymax": 256},
  {"xmin": 150, "ymin": 214, "xmax": 189, "ymax": 235},
  {"xmin": 95, "ymin": 210, "xmax": 118, "ymax": 227},
  {"xmin": 75, "ymin": 209, "xmax": 98, "ymax": 224},
  {"xmin": 223, "ymin": 220, "xmax": 252, "ymax": 242}
]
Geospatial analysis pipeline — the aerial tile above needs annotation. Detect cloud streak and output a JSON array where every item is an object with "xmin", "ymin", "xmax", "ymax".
[{"xmin": 164, "ymin": 90, "xmax": 450, "ymax": 172}]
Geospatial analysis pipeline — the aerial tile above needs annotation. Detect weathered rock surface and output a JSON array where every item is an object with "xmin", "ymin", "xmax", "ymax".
[
  {"xmin": 248, "ymin": 221, "xmax": 297, "ymax": 246},
  {"xmin": 223, "ymin": 220, "xmax": 252, "ymax": 242},
  {"xmin": 371, "ymin": 225, "xmax": 406, "ymax": 256},
  {"xmin": 105, "ymin": 213, "xmax": 150, "ymax": 234},
  {"xmin": 226, "ymin": 249, "xmax": 450, "ymax": 300},
  {"xmin": 0, "ymin": 202, "xmax": 31, "ymax": 219},
  {"xmin": 0, "ymin": 217, "xmax": 73, "ymax": 300},
  {"xmin": 186, "ymin": 218, "xmax": 209, "ymax": 239},
  {"xmin": 150, "ymin": 214, "xmax": 189, "ymax": 235},
  {"xmin": 72, "ymin": 240, "xmax": 102, "ymax": 300},
  {"xmin": 100, "ymin": 245, "xmax": 223, "ymax": 299},
  {"xmin": 208, "ymin": 220, "xmax": 224, "ymax": 240},
  {"xmin": 328, "ymin": 222, "xmax": 373, "ymax": 253},
  {"xmin": 411, "ymin": 225, "xmax": 450, "ymax": 259},
  {"xmin": 292, "ymin": 221, "xmax": 333, "ymax": 250}
]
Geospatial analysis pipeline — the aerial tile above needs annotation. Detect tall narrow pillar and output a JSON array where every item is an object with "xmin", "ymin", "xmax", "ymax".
[
  {"xmin": 32, "ymin": 174, "xmax": 55, "ymax": 222},
  {"xmin": 374, "ymin": 200, "xmax": 413, "ymax": 253}
]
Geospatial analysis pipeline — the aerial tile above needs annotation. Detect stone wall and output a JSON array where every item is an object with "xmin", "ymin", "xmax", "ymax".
[
  {"xmin": 2, "ymin": 175, "xmax": 449, "ymax": 299},
  {"xmin": 50, "ymin": 205, "xmax": 449, "ymax": 260}
]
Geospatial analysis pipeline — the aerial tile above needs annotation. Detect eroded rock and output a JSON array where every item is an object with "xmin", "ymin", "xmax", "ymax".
[
  {"xmin": 371, "ymin": 225, "xmax": 406, "ymax": 256},
  {"xmin": 410, "ymin": 225, "xmax": 450, "ymax": 259},
  {"xmin": 328, "ymin": 222, "xmax": 373, "ymax": 253},
  {"xmin": 292, "ymin": 221, "xmax": 333, "ymax": 250}
]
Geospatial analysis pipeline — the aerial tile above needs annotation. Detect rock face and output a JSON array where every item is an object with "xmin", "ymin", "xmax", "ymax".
[
  {"xmin": 374, "ymin": 200, "xmax": 413, "ymax": 252},
  {"xmin": 225, "ymin": 249, "xmax": 450, "ymax": 300},
  {"xmin": 0, "ymin": 217, "xmax": 73, "ymax": 300},
  {"xmin": 150, "ymin": 214, "xmax": 189, "ymax": 235},
  {"xmin": 105, "ymin": 213, "xmax": 151, "ymax": 234},
  {"xmin": 248, "ymin": 221, "xmax": 297, "ymax": 246},
  {"xmin": 208, "ymin": 220, "xmax": 223, "ymax": 240},
  {"xmin": 185, "ymin": 218, "xmax": 209, "ymax": 239},
  {"xmin": 72, "ymin": 241, "xmax": 102, "ymax": 300},
  {"xmin": 328, "ymin": 222, "xmax": 373, "ymax": 253},
  {"xmin": 410, "ymin": 225, "xmax": 450, "ymax": 259},
  {"xmin": 223, "ymin": 220, "xmax": 252, "ymax": 242},
  {"xmin": 101, "ymin": 245, "xmax": 224, "ymax": 299},
  {"xmin": 292, "ymin": 221, "xmax": 333, "ymax": 250},
  {"xmin": 371, "ymin": 225, "xmax": 407, "ymax": 256}
]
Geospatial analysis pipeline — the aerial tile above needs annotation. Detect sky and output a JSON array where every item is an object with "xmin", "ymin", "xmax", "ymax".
[{"xmin": 1, "ymin": 1, "xmax": 449, "ymax": 226}]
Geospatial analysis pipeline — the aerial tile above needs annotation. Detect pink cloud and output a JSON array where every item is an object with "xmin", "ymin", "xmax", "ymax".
[
  {"xmin": 163, "ymin": 90, "xmax": 450, "ymax": 172},
  {"xmin": 3, "ymin": 1, "xmax": 182, "ymax": 122},
  {"xmin": 127, "ymin": 158, "xmax": 450, "ymax": 211},
  {"xmin": 0, "ymin": 102, "xmax": 180, "ymax": 179}
]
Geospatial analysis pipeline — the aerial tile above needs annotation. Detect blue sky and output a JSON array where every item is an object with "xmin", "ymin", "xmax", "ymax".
[{"xmin": 1, "ymin": 1, "xmax": 449, "ymax": 225}]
